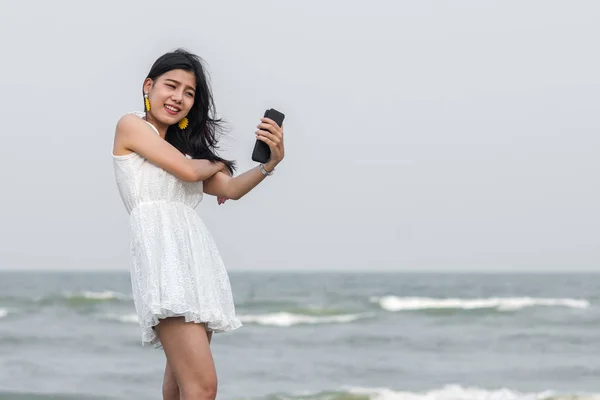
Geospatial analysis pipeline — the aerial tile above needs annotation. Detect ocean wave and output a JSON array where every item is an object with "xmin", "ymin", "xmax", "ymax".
[
  {"xmin": 32, "ymin": 290, "xmax": 132, "ymax": 307},
  {"xmin": 104, "ymin": 313, "xmax": 139, "ymax": 324},
  {"xmin": 62, "ymin": 290, "xmax": 130, "ymax": 301},
  {"xmin": 0, "ymin": 389, "xmax": 110, "ymax": 399},
  {"xmin": 104, "ymin": 310, "xmax": 371, "ymax": 327},
  {"xmin": 239, "ymin": 311, "xmax": 372, "ymax": 327},
  {"xmin": 235, "ymin": 299, "xmax": 300, "ymax": 310},
  {"xmin": 370, "ymin": 296, "xmax": 591, "ymax": 312},
  {"xmin": 0, "ymin": 291, "xmax": 132, "ymax": 310},
  {"xmin": 264, "ymin": 384, "xmax": 600, "ymax": 400},
  {"xmin": 287, "ymin": 307, "xmax": 357, "ymax": 316},
  {"xmin": 0, "ymin": 308, "xmax": 8, "ymax": 318}
]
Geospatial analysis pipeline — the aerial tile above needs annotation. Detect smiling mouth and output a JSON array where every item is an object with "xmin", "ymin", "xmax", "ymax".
[{"xmin": 164, "ymin": 105, "xmax": 180, "ymax": 114}]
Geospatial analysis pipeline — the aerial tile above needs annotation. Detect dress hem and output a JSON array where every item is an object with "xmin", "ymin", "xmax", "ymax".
[{"xmin": 138, "ymin": 307, "xmax": 243, "ymax": 349}]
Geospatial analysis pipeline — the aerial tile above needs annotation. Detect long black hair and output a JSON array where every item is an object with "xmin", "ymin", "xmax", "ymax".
[{"xmin": 145, "ymin": 48, "xmax": 236, "ymax": 174}]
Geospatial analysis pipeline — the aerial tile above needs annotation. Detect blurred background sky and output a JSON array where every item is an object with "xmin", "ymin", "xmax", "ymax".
[{"xmin": 0, "ymin": 0, "xmax": 598, "ymax": 272}]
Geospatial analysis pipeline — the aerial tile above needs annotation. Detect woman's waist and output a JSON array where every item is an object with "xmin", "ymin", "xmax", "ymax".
[{"xmin": 130, "ymin": 199, "xmax": 199, "ymax": 214}]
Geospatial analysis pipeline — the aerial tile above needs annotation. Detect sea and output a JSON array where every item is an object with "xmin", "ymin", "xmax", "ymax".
[{"xmin": 0, "ymin": 271, "xmax": 599, "ymax": 400}]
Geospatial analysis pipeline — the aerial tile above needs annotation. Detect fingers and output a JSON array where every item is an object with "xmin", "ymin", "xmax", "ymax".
[
  {"xmin": 259, "ymin": 117, "xmax": 282, "ymax": 130},
  {"xmin": 256, "ymin": 129, "xmax": 282, "ymax": 144},
  {"xmin": 258, "ymin": 118, "xmax": 283, "ymax": 136},
  {"xmin": 217, "ymin": 196, "xmax": 228, "ymax": 205},
  {"xmin": 256, "ymin": 116, "xmax": 285, "ymax": 162},
  {"xmin": 255, "ymin": 133, "xmax": 278, "ymax": 149}
]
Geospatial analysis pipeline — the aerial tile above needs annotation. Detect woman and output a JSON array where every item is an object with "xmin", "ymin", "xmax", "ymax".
[{"xmin": 112, "ymin": 48, "xmax": 285, "ymax": 400}]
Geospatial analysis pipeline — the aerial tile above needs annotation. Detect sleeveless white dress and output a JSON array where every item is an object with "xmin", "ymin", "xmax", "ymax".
[{"xmin": 112, "ymin": 111, "xmax": 242, "ymax": 348}]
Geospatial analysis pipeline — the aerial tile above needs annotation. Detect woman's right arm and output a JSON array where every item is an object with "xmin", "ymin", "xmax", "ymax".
[{"xmin": 115, "ymin": 114, "xmax": 224, "ymax": 182}]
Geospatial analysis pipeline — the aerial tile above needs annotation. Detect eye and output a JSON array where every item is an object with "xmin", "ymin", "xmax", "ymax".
[
  {"xmin": 166, "ymin": 84, "xmax": 176, "ymax": 89},
  {"xmin": 186, "ymin": 92, "xmax": 194, "ymax": 98}
]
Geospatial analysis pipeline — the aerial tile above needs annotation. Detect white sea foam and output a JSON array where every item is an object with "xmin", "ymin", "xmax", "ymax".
[
  {"xmin": 65, "ymin": 290, "xmax": 130, "ymax": 301},
  {"xmin": 239, "ymin": 311, "xmax": 370, "ymax": 327},
  {"xmin": 370, "ymin": 296, "xmax": 590, "ymax": 312},
  {"xmin": 105, "ymin": 313, "xmax": 139, "ymax": 324},
  {"xmin": 0, "ymin": 308, "xmax": 7, "ymax": 318},
  {"xmin": 117, "ymin": 314, "xmax": 139, "ymax": 323},
  {"xmin": 108, "ymin": 311, "xmax": 369, "ymax": 327},
  {"xmin": 338, "ymin": 384, "xmax": 600, "ymax": 400}
]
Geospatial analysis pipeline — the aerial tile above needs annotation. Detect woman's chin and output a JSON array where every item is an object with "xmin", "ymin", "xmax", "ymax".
[{"xmin": 154, "ymin": 110, "xmax": 180, "ymax": 125}]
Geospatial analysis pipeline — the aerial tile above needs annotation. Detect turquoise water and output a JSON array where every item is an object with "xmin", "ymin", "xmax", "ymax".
[{"xmin": 0, "ymin": 271, "xmax": 599, "ymax": 400}]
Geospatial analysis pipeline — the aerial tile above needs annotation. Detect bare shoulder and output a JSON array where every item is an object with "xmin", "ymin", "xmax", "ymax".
[
  {"xmin": 113, "ymin": 114, "xmax": 147, "ymax": 156},
  {"xmin": 116, "ymin": 113, "xmax": 145, "ymax": 134},
  {"xmin": 115, "ymin": 113, "xmax": 157, "ymax": 141}
]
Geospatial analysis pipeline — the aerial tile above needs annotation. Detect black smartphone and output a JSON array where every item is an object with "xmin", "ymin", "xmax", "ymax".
[{"xmin": 252, "ymin": 108, "xmax": 285, "ymax": 163}]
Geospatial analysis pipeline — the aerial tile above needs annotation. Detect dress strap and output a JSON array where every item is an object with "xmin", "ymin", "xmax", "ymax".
[{"xmin": 128, "ymin": 111, "xmax": 160, "ymax": 135}]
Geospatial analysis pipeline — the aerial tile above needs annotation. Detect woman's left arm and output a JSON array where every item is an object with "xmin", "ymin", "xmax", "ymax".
[{"xmin": 203, "ymin": 117, "xmax": 285, "ymax": 201}]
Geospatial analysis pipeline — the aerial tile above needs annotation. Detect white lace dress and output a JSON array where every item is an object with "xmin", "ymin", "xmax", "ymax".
[{"xmin": 112, "ymin": 111, "xmax": 242, "ymax": 348}]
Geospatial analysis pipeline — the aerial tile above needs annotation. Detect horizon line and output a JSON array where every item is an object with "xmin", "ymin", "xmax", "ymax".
[{"xmin": 0, "ymin": 269, "xmax": 598, "ymax": 274}]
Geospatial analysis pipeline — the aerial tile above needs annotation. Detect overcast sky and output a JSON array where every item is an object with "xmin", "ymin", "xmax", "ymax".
[{"xmin": 0, "ymin": 0, "xmax": 598, "ymax": 272}]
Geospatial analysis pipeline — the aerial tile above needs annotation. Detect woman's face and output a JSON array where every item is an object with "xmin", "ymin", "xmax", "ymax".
[{"xmin": 144, "ymin": 69, "xmax": 196, "ymax": 126}]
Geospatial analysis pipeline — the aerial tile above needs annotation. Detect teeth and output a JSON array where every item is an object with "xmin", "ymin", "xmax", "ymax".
[{"xmin": 165, "ymin": 105, "xmax": 179, "ymax": 112}]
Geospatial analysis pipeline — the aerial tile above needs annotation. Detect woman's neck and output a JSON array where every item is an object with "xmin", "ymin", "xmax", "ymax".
[{"xmin": 144, "ymin": 112, "xmax": 168, "ymax": 138}]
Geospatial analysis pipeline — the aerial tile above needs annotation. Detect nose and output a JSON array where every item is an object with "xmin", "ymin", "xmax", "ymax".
[{"xmin": 171, "ymin": 90, "xmax": 183, "ymax": 103}]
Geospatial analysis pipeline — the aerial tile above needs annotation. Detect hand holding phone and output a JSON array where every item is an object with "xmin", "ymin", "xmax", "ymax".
[{"xmin": 252, "ymin": 108, "xmax": 285, "ymax": 163}]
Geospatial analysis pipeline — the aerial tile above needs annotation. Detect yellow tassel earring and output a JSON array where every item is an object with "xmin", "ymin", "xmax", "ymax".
[
  {"xmin": 144, "ymin": 93, "xmax": 151, "ymax": 112},
  {"xmin": 178, "ymin": 117, "xmax": 189, "ymax": 130}
]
